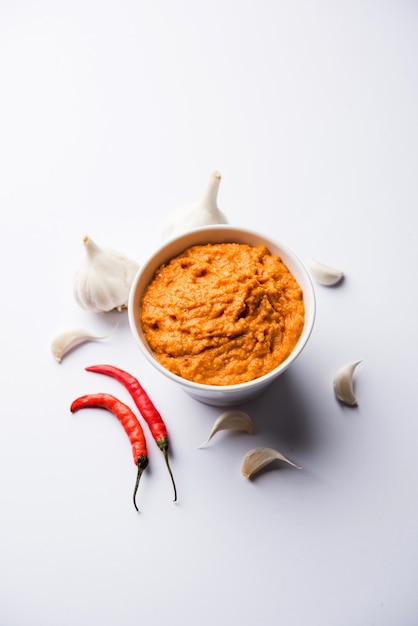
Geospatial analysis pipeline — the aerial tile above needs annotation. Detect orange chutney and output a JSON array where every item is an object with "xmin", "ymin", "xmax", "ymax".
[{"xmin": 140, "ymin": 243, "xmax": 305, "ymax": 386}]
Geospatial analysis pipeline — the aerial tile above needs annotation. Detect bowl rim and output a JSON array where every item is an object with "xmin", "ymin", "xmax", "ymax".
[{"xmin": 128, "ymin": 224, "xmax": 316, "ymax": 392}]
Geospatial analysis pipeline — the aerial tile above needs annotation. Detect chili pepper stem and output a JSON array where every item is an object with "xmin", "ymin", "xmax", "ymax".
[
  {"xmin": 133, "ymin": 455, "xmax": 149, "ymax": 512},
  {"xmin": 158, "ymin": 438, "xmax": 177, "ymax": 502}
]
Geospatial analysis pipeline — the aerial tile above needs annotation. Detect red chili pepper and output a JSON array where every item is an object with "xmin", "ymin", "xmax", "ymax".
[
  {"xmin": 70, "ymin": 393, "xmax": 148, "ymax": 511},
  {"xmin": 85, "ymin": 364, "xmax": 177, "ymax": 502}
]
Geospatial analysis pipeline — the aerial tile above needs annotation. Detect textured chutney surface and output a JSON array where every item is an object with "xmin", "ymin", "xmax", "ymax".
[{"xmin": 140, "ymin": 243, "xmax": 305, "ymax": 386}]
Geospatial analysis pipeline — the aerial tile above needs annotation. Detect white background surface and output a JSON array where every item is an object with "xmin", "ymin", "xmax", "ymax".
[{"xmin": 1, "ymin": 1, "xmax": 417, "ymax": 625}]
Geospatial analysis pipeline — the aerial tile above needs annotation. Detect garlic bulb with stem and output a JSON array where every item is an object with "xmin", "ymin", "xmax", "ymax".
[
  {"xmin": 73, "ymin": 236, "xmax": 139, "ymax": 313},
  {"xmin": 162, "ymin": 171, "xmax": 228, "ymax": 241}
]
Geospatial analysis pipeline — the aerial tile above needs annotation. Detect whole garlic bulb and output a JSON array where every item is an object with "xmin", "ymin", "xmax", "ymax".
[
  {"xmin": 73, "ymin": 236, "xmax": 139, "ymax": 313},
  {"xmin": 162, "ymin": 171, "xmax": 228, "ymax": 241}
]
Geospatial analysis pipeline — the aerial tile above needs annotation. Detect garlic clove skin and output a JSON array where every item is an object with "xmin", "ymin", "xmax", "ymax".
[
  {"xmin": 307, "ymin": 257, "xmax": 344, "ymax": 286},
  {"xmin": 198, "ymin": 410, "xmax": 253, "ymax": 448},
  {"xmin": 162, "ymin": 171, "xmax": 228, "ymax": 241},
  {"xmin": 51, "ymin": 327, "xmax": 116, "ymax": 362},
  {"xmin": 333, "ymin": 360, "xmax": 362, "ymax": 406},
  {"xmin": 242, "ymin": 447, "xmax": 301, "ymax": 479},
  {"xmin": 73, "ymin": 236, "xmax": 139, "ymax": 313}
]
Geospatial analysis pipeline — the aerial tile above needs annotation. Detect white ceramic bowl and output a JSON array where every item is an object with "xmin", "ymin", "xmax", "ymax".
[{"xmin": 128, "ymin": 225, "xmax": 315, "ymax": 406}]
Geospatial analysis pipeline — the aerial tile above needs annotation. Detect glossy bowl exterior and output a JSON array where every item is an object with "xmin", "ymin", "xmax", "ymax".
[{"xmin": 128, "ymin": 225, "xmax": 315, "ymax": 406}]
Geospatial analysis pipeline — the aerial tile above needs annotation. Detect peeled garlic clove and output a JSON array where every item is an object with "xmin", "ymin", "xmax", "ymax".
[
  {"xmin": 242, "ymin": 447, "xmax": 301, "ymax": 479},
  {"xmin": 198, "ymin": 410, "xmax": 253, "ymax": 448},
  {"xmin": 73, "ymin": 236, "xmax": 139, "ymax": 313},
  {"xmin": 307, "ymin": 257, "xmax": 344, "ymax": 286},
  {"xmin": 162, "ymin": 171, "xmax": 228, "ymax": 241},
  {"xmin": 51, "ymin": 327, "xmax": 115, "ymax": 362},
  {"xmin": 333, "ymin": 360, "xmax": 362, "ymax": 406}
]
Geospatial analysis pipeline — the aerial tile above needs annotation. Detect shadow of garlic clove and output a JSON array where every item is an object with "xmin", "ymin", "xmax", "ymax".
[
  {"xmin": 198, "ymin": 410, "xmax": 253, "ymax": 448},
  {"xmin": 241, "ymin": 447, "xmax": 301, "ymax": 479},
  {"xmin": 333, "ymin": 360, "xmax": 362, "ymax": 406}
]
